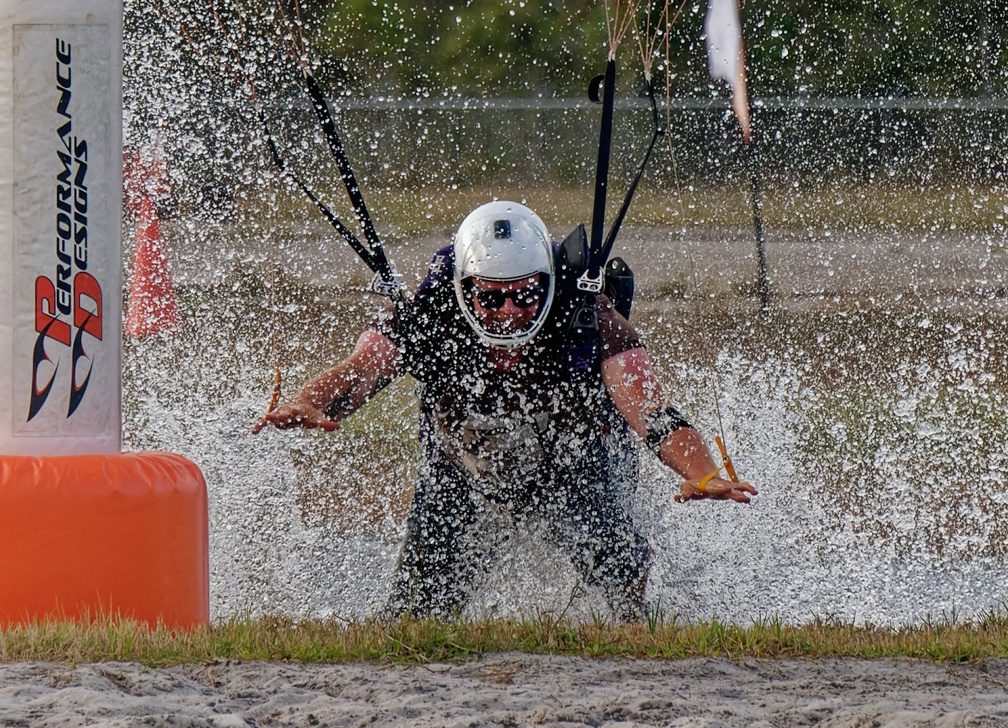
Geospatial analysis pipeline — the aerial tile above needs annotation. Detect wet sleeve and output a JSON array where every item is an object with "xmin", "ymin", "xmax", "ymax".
[{"xmin": 597, "ymin": 294, "xmax": 642, "ymax": 361}]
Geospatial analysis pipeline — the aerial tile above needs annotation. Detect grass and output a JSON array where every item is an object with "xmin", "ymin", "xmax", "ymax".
[
  {"xmin": 2, "ymin": 610, "xmax": 1008, "ymax": 666},
  {"xmin": 230, "ymin": 180, "xmax": 1008, "ymax": 242}
]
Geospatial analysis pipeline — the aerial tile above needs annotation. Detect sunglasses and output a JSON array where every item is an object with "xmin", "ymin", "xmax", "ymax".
[{"xmin": 468, "ymin": 282, "xmax": 544, "ymax": 310}]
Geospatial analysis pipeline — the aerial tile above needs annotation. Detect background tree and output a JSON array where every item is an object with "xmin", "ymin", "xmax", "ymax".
[{"xmin": 297, "ymin": 0, "xmax": 1007, "ymax": 100}]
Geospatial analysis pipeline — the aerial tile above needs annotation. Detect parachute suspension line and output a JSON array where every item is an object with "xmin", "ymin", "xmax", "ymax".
[
  {"xmin": 228, "ymin": 0, "xmax": 304, "ymax": 77},
  {"xmin": 221, "ymin": 1, "xmax": 265, "ymax": 102},
  {"xmin": 246, "ymin": 0, "xmax": 310, "ymax": 74},
  {"xmin": 686, "ymin": 256, "xmax": 740, "ymax": 483},
  {"xmin": 209, "ymin": 1, "xmax": 227, "ymax": 41},
  {"xmin": 151, "ymin": 1, "xmax": 206, "ymax": 64},
  {"xmin": 291, "ymin": 0, "xmax": 307, "ymax": 41},
  {"xmin": 620, "ymin": 0, "xmax": 738, "ymax": 483},
  {"xmin": 152, "ymin": 1, "xmax": 260, "ymax": 102},
  {"xmin": 629, "ymin": 0, "xmax": 686, "ymax": 212},
  {"xmin": 588, "ymin": 0, "xmax": 683, "ymax": 282},
  {"xmin": 604, "ymin": 0, "xmax": 645, "ymax": 59},
  {"xmin": 271, "ymin": 0, "xmax": 310, "ymax": 70},
  {"xmin": 631, "ymin": 0, "xmax": 668, "ymax": 82},
  {"xmin": 660, "ymin": 0, "xmax": 690, "ymax": 225}
]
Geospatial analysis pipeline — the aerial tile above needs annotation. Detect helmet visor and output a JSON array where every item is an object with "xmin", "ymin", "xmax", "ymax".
[
  {"xmin": 460, "ymin": 275, "xmax": 552, "ymax": 340},
  {"xmin": 464, "ymin": 278, "xmax": 546, "ymax": 311}
]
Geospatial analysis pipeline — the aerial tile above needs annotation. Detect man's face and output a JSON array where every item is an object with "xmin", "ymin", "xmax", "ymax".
[{"xmin": 466, "ymin": 274, "xmax": 544, "ymax": 336}]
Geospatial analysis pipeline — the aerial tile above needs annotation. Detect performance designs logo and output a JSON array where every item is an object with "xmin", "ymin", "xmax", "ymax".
[{"xmin": 28, "ymin": 38, "xmax": 103, "ymax": 422}]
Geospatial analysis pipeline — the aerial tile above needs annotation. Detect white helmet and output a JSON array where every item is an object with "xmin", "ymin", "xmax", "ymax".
[{"xmin": 453, "ymin": 200, "xmax": 555, "ymax": 349}]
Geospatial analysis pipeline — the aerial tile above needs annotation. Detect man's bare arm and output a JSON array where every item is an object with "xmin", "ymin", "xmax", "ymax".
[
  {"xmin": 253, "ymin": 329, "xmax": 402, "ymax": 433},
  {"xmin": 601, "ymin": 347, "xmax": 757, "ymax": 503}
]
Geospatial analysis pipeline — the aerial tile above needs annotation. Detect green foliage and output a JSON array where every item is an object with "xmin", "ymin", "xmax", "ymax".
[
  {"xmin": 746, "ymin": 1, "xmax": 1007, "ymax": 98},
  {"xmin": 312, "ymin": 0, "xmax": 608, "ymax": 95},
  {"xmin": 303, "ymin": 1, "xmax": 1008, "ymax": 99}
]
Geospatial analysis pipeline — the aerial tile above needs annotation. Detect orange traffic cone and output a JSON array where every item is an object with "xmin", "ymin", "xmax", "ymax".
[{"xmin": 125, "ymin": 196, "xmax": 180, "ymax": 337}]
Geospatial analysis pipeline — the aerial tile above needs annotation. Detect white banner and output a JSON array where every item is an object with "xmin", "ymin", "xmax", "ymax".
[{"xmin": 0, "ymin": 1, "xmax": 122, "ymax": 454}]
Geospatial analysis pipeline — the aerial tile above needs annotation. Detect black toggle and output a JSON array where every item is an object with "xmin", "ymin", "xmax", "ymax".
[{"xmin": 588, "ymin": 74, "xmax": 606, "ymax": 104}]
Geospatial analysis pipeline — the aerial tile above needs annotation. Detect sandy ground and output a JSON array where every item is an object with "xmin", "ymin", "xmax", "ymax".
[{"xmin": 0, "ymin": 655, "xmax": 1006, "ymax": 727}]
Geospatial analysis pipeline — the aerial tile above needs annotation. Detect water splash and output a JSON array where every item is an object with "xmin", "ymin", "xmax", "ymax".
[{"xmin": 122, "ymin": 2, "xmax": 1008, "ymax": 626}]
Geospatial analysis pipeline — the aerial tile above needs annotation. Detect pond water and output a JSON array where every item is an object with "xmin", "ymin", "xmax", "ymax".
[
  {"xmin": 123, "ymin": 217, "xmax": 1008, "ymax": 626},
  {"xmin": 122, "ymin": 0, "xmax": 1008, "ymax": 626}
]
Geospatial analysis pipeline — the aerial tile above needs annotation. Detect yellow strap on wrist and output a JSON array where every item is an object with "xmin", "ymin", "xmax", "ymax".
[{"xmin": 696, "ymin": 467, "xmax": 722, "ymax": 494}]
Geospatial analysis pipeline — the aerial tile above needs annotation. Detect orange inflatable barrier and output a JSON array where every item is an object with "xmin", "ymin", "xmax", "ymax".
[{"xmin": 0, "ymin": 452, "xmax": 208, "ymax": 629}]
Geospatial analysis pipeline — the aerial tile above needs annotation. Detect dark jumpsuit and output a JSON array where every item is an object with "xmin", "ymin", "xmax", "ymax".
[{"xmin": 375, "ymin": 245, "xmax": 651, "ymax": 619}]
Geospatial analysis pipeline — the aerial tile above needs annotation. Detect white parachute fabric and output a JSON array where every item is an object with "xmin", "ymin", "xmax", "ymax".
[
  {"xmin": 0, "ymin": 0, "xmax": 123, "ymax": 455},
  {"xmin": 703, "ymin": 0, "xmax": 751, "ymax": 143}
]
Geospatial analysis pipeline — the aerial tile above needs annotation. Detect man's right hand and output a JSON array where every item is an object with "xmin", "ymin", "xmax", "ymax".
[{"xmin": 252, "ymin": 400, "xmax": 340, "ymax": 434}]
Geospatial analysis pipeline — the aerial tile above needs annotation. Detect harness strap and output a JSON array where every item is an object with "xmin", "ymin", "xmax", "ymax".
[{"xmin": 583, "ymin": 68, "xmax": 663, "ymax": 291}]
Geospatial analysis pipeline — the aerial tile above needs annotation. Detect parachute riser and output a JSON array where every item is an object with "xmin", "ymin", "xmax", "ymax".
[
  {"xmin": 579, "ymin": 64, "xmax": 663, "ymax": 295},
  {"xmin": 583, "ymin": 59, "xmax": 617, "ymax": 295},
  {"xmin": 260, "ymin": 74, "xmax": 407, "ymax": 304}
]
